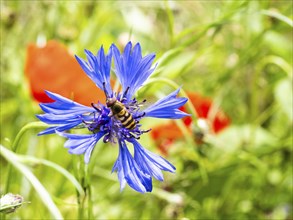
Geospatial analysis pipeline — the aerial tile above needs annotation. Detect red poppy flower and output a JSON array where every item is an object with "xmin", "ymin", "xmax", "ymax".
[
  {"xmin": 25, "ymin": 40, "xmax": 108, "ymax": 106},
  {"xmin": 151, "ymin": 92, "xmax": 230, "ymax": 154}
]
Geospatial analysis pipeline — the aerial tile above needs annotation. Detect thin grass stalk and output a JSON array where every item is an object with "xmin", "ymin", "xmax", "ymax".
[{"xmin": 5, "ymin": 122, "xmax": 49, "ymax": 193}]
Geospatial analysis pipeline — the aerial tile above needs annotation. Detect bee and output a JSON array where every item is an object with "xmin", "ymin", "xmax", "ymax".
[{"xmin": 106, "ymin": 97, "xmax": 136, "ymax": 130}]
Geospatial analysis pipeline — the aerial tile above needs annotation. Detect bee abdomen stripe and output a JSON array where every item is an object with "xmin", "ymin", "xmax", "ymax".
[
  {"xmin": 110, "ymin": 101, "xmax": 136, "ymax": 130},
  {"xmin": 123, "ymin": 116, "xmax": 135, "ymax": 127},
  {"xmin": 125, "ymin": 119, "xmax": 136, "ymax": 129},
  {"xmin": 118, "ymin": 114, "xmax": 131, "ymax": 123},
  {"xmin": 121, "ymin": 115, "xmax": 133, "ymax": 125}
]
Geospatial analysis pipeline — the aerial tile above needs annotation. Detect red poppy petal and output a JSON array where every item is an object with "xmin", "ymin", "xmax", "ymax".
[
  {"xmin": 213, "ymin": 111, "xmax": 230, "ymax": 133},
  {"xmin": 151, "ymin": 91, "xmax": 231, "ymax": 153},
  {"xmin": 25, "ymin": 40, "xmax": 107, "ymax": 106},
  {"xmin": 151, "ymin": 122, "xmax": 183, "ymax": 142}
]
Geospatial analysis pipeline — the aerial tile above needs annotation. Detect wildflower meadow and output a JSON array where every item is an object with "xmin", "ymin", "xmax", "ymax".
[{"xmin": 1, "ymin": 1, "xmax": 292, "ymax": 219}]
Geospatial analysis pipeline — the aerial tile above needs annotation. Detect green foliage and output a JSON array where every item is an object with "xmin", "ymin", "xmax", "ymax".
[{"xmin": 1, "ymin": 1, "xmax": 292, "ymax": 219}]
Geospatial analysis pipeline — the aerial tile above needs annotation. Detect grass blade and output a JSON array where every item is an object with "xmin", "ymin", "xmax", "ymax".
[{"xmin": 0, "ymin": 145, "xmax": 63, "ymax": 219}]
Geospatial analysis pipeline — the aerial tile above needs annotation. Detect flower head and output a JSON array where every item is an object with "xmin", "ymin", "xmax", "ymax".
[
  {"xmin": 37, "ymin": 42, "xmax": 189, "ymax": 193},
  {"xmin": 0, "ymin": 193, "xmax": 24, "ymax": 214}
]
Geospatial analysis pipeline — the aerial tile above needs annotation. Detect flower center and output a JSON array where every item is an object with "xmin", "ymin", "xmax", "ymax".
[{"xmin": 83, "ymin": 92, "xmax": 149, "ymax": 143}]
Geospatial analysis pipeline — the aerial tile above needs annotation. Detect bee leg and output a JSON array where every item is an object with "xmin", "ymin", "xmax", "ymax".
[
  {"xmin": 129, "ymin": 133, "xmax": 140, "ymax": 140},
  {"xmin": 134, "ymin": 112, "xmax": 145, "ymax": 119},
  {"xmin": 141, "ymin": 128, "xmax": 151, "ymax": 134},
  {"xmin": 91, "ymin": 103, "xmax": 101, "ymax": 112},
  {"xmin": 138, "ymin": 99, "xmax": 147, "ymax": 106},
  {"xmin": 126, "ymin": 130, "xmax": 140, "ymax": 139},
  {"xmin": 78, "ymin": 115, "xmax": 89, "ymax": 126},
  {"xmin": 79, "ymin": 117, "xmax": 97, "ymax": 131}
]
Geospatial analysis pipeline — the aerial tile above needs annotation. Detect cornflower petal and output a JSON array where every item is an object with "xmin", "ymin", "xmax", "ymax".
[
  {"xmin": 37, "ymin": 91, "xmax": 94, "ymax": 135},
  {"xmin": 112, "ymin": 42, "xmax": 156, "ymax": 100},
  {"xmin": 132, "ymin": 139, "xmax": 175, "ymax": 181},
  {"xmin": 40, "ymin": 91, "xmax": 93, "ymax": 114},
  {"xmin": 144, "ymin": 88, "xmax": 190, "ymax": 119},
  {"xmin": 112, "ymin": 140, "xmax": 152, "ymax": 193},
  {"xmin": 112, "ymin": 158, "xmax": 126, "ymax": 191},
  {"xmin": 57, "ymin": 132, "xmax": 105, "ymax": 164},
  {"xmin": 36, "ymin": 114, "xmax": 82, "ymax": 124},
  {"xmin": 75, "ymin": 46, "xmax": 112, "ymax": 96},
  {"xmin": 37, "ymin": 121, "xmax": 82, "ymax": 135}
]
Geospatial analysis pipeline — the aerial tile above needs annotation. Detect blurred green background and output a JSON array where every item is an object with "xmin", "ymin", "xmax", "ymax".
[{"xmin": 1, "ymin": 1, "xmax": 292, "ymax": 219}]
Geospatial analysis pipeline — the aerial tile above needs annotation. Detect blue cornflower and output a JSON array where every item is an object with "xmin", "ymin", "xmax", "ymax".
[{"xmin": 37, "ymin": 42, "xmax": 189, "ymax": 193}]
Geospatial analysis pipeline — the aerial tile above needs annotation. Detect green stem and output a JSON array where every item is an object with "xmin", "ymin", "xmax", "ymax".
[
  {"xmin": 174, "ymin": 119, "xmax": 193, "ymax": 146},
  {"xmin": 85, "ymin": 165, "xmax": 93, "ymax": 219},
  {"xmin": 6, "ymin": 122, "xmax": 49, "ymax": 193},
  {"xmin": 174, "ymin": 119, "xmax": 208, "ymax": 183},
  {"xmin": 11, "ymin": 121, "xmax": 49, "ymax": 152},
  {"xmin": 77, "ymin": 157, "xmax": 86, "ymax": 219},
  {"xmin": 78, "ymin": 194, "xmax": 85, "ymax": 219},
  {"xmin": 77, "ymin": 160, "xmax": 93, "ymax": 219},
  {"xmin": 72, "ymin": 156, "xmax": 82, "ymax": 218}
]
